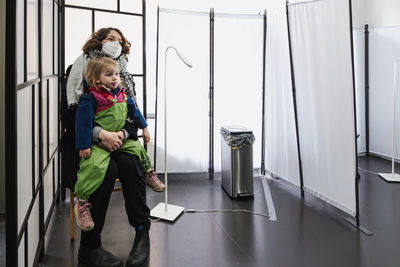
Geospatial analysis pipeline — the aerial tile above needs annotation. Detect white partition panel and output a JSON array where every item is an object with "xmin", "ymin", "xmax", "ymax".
[
  {"xmin": 214, "ymin": 14, "xmax": 264, "ymax": 171},
  {"xmin": 65, "ymin": 8, "xmax": 91, "ymax": 68},
  {"xmin": 44, "ymin": 160, "xmax": 53, "ymax": 219},
  {"xmin": 265, "ymin": 10, "xmax": 300, "ymax": 186},
  {"xmin": 66, "ymin": 0, "xmax": 116, "ymax": 10},
  {"xmin": 42, "ymin": 0, "xmax": 54, "ymax": 76},
  {"xmin": 27, "ymin": 199, "xmax": 39, "ymax": 266},
  {"xmin": 27, "ymin": 0, "xmax": 38, "ymax": 80},
  {"xmin": 17, "ymin": 0, "xmax": 24, "ymax": 84},
  {"xmin": 369, "ymin": 27, "xmax": 400, "ymax": 159},
  {"xmin": 156, "ymin": 10, "xmax": 209, "ymax": 173},
  {"xmin": 17, "ymin": 87, "xmax": 33, "ymax": 230},
  {"xmin": 288, "ymin": 0, "xmax": 357, "ymax": 215},
  {"xmin": 353, "ymin": 28, "xmax": 366, "ymax": 154}
]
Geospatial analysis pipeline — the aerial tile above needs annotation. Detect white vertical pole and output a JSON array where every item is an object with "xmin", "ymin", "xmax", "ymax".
[
  {"xmin": 391, "ymin": 61, "xmax": 399, "ymax": 174},
  {"xmin": 150, "ymin": 46, "xmax": 189, "ymax": 220},
  {"xmin": 164, "ymin": 47, "xmax": 170, "ymax": 211}
]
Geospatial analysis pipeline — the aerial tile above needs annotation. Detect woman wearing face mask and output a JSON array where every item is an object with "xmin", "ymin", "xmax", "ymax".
[{"xmin": 65, "ymin": 28, "xmax": 160, "ymax": 267}]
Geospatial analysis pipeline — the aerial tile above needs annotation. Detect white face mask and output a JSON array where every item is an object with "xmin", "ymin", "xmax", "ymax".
[{"xmin": 102, "ymin": 41, "xmax": 122, "ymax": 59}]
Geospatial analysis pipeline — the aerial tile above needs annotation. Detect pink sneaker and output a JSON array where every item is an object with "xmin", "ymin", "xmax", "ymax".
[
  {"xmin": 74, "ymin": 200, "xmax": 94, "ymax": 231},
  {"xmin": 145, "ymin": 170, "xmax": 166, "ymax": 192}
]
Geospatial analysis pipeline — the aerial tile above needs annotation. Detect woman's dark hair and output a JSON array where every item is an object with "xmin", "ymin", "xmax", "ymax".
[{"xmin": 82, "ymin": 27, "xmax": 131, "ymax": 57}]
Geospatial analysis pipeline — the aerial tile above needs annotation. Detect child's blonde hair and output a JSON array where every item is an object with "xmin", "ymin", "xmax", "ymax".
[{"xmin": 85, "ymin": 57, "xmax": 120, "ymax": 88}]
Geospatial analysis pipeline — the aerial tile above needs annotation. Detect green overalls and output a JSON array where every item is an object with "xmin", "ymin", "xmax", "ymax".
[{"xmin": 74, "ymin": 90, "xmax": 151, "ymax": 200}]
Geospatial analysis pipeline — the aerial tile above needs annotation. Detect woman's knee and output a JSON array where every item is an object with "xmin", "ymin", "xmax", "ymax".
[
  {"xmin": 104, "ymin": 158, "xmax": 118, "ymax": 181},
  {"xmin": 113, "ymin": 152, "xmax": 144, "ymax": 178}
]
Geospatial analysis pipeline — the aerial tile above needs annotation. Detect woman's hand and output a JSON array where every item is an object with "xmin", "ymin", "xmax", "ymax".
[
  {"xmin": 98, "ymin": 129, "xmax": 124, "ymax": 152},
  {"xmin": 142, "ymin": 127, "xmax": 150, "ymax": 144},
  {"xmin": 79, "ymin": 148, "xmax": 91, "ymax": 158}
]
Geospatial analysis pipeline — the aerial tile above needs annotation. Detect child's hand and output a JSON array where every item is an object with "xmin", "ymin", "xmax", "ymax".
[
  {"xmin": 142, "ymin": 127, "xmax": 150, "ymax": 144},
  {"xmin": 79, "ymin": 148, "xmax": 91, "ymax": 158}
]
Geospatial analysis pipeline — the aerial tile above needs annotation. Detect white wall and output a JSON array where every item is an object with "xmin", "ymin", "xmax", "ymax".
[
  {"xmin": 0, "ymin": 0, "xmax": 5, "ymax": 213},
  {"xmin": 367, "ymin": 0, "xmax": 400, "ymax": 27}
]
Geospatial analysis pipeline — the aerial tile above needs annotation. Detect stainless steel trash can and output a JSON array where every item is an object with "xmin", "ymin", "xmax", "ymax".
[{"xmin": 220, "ymin": 126, "xmax": 254, "ymax": 199}]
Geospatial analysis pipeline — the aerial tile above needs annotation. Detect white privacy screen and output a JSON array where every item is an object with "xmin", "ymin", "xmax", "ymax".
[
  {"xmin": 155, "ymin": 10, "xmax": 210, "ymax": 173},
  {"xmin": 288, "ymin": 0, "xmax": 357, "ymax": 215},
  {"xmin": 353, "ymin": 28, "xmax": 366, "ymax": 154},
  {"xmin": 214, "ymin": 14, "xmax": 264, "ymax": 171},
  {"xmin": 369, "ymin": 27, "xmax": 400, "ymax": 160},
  {"xmin": 265, "ymin": 10, "xmax": 300, "ymax": 186}
]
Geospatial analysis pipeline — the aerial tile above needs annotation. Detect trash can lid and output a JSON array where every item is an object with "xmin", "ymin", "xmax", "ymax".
[{"xmin": 221, "ymin": 126, "xmax": 252, "ymax": 135}]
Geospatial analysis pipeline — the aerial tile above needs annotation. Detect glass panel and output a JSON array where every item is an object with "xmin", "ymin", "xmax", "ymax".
[
  {"xmin": 17, "ymin": 0, "xmax": 25, "ymax": 84},
  {"xmin": 146, "ymin": 119, "xmax": 155, "ymax": 166},
  {"xmin": 49, "ymin": 79, "xmax": 58, "ymax": 155},
  {"xmin": 42, "ymin": 0, "xmax": 54, "ymax": 75},
  {"xmin": 27, "ymin": 0, "xmax": 39, "ymax": 80},
  {"xmin": 27, "ymin": 198, "xmax": 39, "ymax": 266},
  {"xmin": 34, "ymin": 85, "xmax": 39, "ymax": 188},
  {"xmin": 54, "ymin": 154, "xmax": 59, "ymax": 190},
  {"xmin": 18, "ymin": 236, "xmax": 24, "ymax": 267},
  {"xmin": 53, "ymin": 2, "xmax": 58, "ymax": 75},
  {"xmin": 66, "ymin": 0, "xmax": 117, "ymax": 11},
  {"xmin": 120, "ymin": 0, "xmax": 142, "ymax": 14},
  {"xmin": 65, "ymin": 8, "xmax": 92, "ymax": 68},
  {"xmin": 95, "ymin": 12, "xmax": 143, "ymax": 74},
  {"xmin": 42, "ymin": 82, "xmax": 48, "ymax": 165},
  {"xmin": 43, "ymin": 160, "xmax": 53, "ymax": 221},
  {"xmin": 17, "ymin": 87, "xmax": 33, "ymax": 231},
  {"xmin": 132, "ymin": 77, "xmax": 143, "ymax": 112}
]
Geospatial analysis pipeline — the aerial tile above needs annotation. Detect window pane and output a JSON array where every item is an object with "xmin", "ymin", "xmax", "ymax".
[
  {"xmin": 65, "ymin": 8, "xmax": 92, "ymax": 68},
  {"xmin": 27, "ymin": 0, "xmax": 39, "ymax": 80},
  {"xmin": 42, "ymin": 0, "xmax": 54, "ymax": 75},
  {"xmin": 49, "ymin": 79, "xmax": 58, "ymax": 155},
  {"xmin": 120, "ymin": 0, "xmax": 142, "ymax": 14},
  {"xmin": 17, "ymin": 87, "xmax": 33, "ymax": 230},
  {"xmin": 17, "ymin": 0, "xmax": 24, "ymax": 83}
]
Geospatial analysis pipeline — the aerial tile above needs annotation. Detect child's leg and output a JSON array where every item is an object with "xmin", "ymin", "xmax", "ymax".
[
  {"xmin": 119, "ymin": 140, "xmax": 166, "ymax": 192},
  {"xmin": 74, "ymin": 145, "xmax": 111, "ymax": 230},
  {"xmin": 75, "ymin": 145, "xmax": 111, "ymax": 199},
  {"xmin": 119, "ymin": 140, "xmax": 152, "ymax": 171}
]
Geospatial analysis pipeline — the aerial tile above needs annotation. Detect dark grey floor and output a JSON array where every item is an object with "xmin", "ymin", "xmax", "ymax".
[{"xmin": 2, "ymin": 155, "xmax": 400, "ymax": 266}]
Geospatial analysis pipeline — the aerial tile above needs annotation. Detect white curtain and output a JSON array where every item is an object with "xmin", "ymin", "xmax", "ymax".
[
  {"xmin": 369, "ymin": 27, "xmax": 400, "ymax": 160},
  {"xmin": 214, "ymin": 14, "xmax": 264, "ymax": 171},
  {"xmin": 156, "ymin": 10, "xmax": 210, "ymax": 173},
  {"xmin": 288, "ymin": 0, "xmax": 357, "ymax": 215},
  {"xmin": 265, "ymin": 10, "xmax": 300, "ymax": 186},
  {"xmin": 353, "ymin": 28, "xmax": 366, "ymax": 154}
]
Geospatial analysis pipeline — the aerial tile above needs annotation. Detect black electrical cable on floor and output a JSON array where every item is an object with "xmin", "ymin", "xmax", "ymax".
[{"xmin": 184, "ymin": 208, "xmax": 270, "ymax": 218}]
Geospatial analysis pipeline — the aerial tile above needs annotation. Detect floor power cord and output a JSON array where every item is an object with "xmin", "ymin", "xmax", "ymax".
[{"xmin": 184, "ymin": 208, "xmax": 270, "ymax": 218}]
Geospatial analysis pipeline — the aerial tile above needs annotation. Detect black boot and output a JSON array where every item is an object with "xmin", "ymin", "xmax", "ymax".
[
  {"xmin": 126, "ymin": 222, "xmax": 150, "ymax": 267},
  {"xmin": 78, "ymin": 246, "xmax": 123, "ymax": 267}
]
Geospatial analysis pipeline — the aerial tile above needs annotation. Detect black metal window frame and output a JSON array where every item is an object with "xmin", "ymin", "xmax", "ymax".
[{"xmin": 6, "ymin": 0, "xmax": 61, "ymax": 266}]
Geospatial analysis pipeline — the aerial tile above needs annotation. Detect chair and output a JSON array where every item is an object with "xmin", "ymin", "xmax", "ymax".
[{"xmin": 69, "ymin": 179, "xmax": 122, "ymax": 240}]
